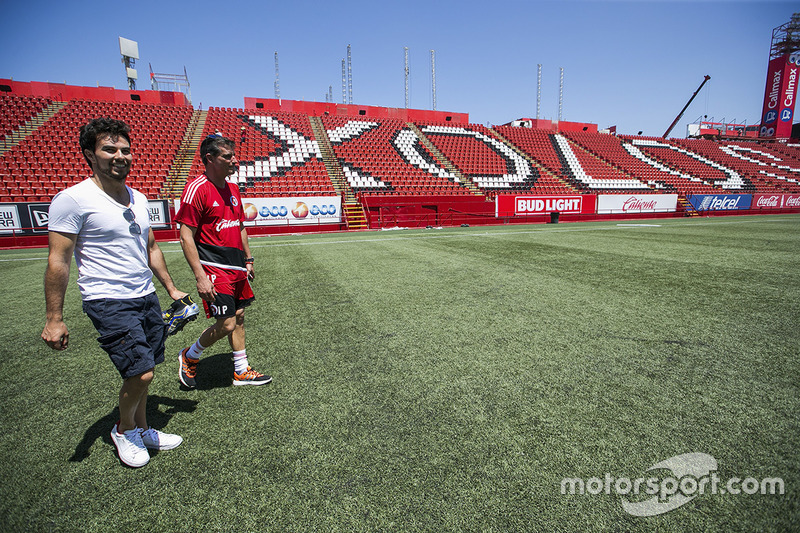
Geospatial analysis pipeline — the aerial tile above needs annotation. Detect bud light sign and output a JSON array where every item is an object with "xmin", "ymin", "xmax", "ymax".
[
  {"xmin": 495, "ymin": 194, "xmax": 596, "ymax": 217},
  {"xmin": 687, "ymin": 194, "xmax": 752, "ymax": 212}
]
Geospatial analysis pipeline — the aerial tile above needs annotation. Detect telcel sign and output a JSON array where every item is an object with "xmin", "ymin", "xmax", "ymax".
[{"xmin": 687, "ymin": 194, "xmax": 752, "ymax": 212}]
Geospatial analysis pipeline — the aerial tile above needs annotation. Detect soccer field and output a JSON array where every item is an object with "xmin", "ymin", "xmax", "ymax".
[{"xmin": 1, "ymin": 215, "xmax": 798, "ymax": 532}]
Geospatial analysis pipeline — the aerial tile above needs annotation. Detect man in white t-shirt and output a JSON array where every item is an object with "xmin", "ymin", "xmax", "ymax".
[{"xmin": 42, "ymin": 118, "xmax": 188, "ymax": 468}]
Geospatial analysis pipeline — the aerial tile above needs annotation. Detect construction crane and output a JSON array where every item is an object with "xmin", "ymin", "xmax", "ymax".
[{"xmin": 662, "ymin": 75, "xmax": 711, "ymax": 138}]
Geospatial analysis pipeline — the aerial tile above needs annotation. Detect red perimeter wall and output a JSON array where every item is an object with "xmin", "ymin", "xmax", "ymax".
[
  {"xmin": 243, "ymin": 97, "xmax": 469, "ymax": 124},
  {"xmin": 360, "ymin": 194, "xmax": 691, "ymax": 229},
  {"xmin": 361, "ymin": 195, "xmax": 497, "ymax": 228},
  {"xmin": 0, "ymin": 79, "xmax": 189, "ymax": 106}
]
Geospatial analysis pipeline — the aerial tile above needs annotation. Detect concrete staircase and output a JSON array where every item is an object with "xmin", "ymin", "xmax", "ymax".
[
  {"xmin": 308, "ymin": 116, "xmax": 351, "ymax": 200},
  {"xmin": 308, "ymin": 116, "xmax": 367, "ymax": 229},
  {"xmin": 161, "ymin": 109, "xmax": 206, "ymax": 199}
]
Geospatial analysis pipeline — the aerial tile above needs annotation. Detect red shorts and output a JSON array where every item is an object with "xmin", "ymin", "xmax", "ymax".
[{"xmin": 202, "ymin": 266, "xmax": 255, "ymax": 318}]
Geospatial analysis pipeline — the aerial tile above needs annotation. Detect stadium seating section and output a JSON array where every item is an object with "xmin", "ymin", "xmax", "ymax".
[
  {"xmin": 0, "ymin": 96, "xmax": 191, "ymax": 202},
  {"xmin": 1, "ymin": 94, "xmax": 52, "ymax": 140},
  {"xmin": 196, "ymin": 107, "xmax": 334, "ymax": 197},
  {"xmin": 322, "ymin": 116, "xmax": 470, "ymax": 196},
  {"xmin": 1, "ymin": 90, "xmax": 800, "ymax": 205}
]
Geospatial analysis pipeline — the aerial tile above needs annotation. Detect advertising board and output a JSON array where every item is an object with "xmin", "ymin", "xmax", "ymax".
[
  {"xmin": 495, "ymin": 195, "xmax": 596, "ymax": 217},
  {"xmin": 241, "ymin": 196, "xmax": 341, "ymax": 226},
  {"xmin": 686, "ymin": 194, "xmax": 752, "ymax": 212},
  {"xmin": 752, "ymin": 193, "xmax": 800, "ymax": 210},
  {"xmin": 596, "ymin": 194, "xmax": 678, "ymax": 214},
  {"xmin": 0, "ymin": 199, "xmax": 171, "ymax": 235}
]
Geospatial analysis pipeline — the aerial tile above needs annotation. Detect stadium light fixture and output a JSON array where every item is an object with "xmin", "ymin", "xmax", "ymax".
[
  {"xmin": 404, "ymin": 47, "xmax": 409, "ymax": 109},
  {"xmin": 341, "ymin": 59, "xmax": 346, "ymax": 104},
  {"xmin": 430, "ymin": 50, "xmax": 437, "ymax": 111},
  {"xmin": 118, "ymin": 37, "xmax": 139, "ymax": 91},
  {"xmin": 347, "ymin": 44, "xmax": 353, "ymax": 105},
  {"xmin": 537, "ymin": 64, "xmax": 542, "ymax": 120},
  {"xmin": 274, "ymin": 52, "xmax": 280, "ymax": 100}
]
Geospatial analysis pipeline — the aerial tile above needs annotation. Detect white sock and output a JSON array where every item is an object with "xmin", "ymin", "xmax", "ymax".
[
  {"xmin": 186, "ymin": 339, "xmax": 207, "ymax": 361},
  {"xmin": 233, "ymin": 350, "xmax": 249, "ymax": 374}
]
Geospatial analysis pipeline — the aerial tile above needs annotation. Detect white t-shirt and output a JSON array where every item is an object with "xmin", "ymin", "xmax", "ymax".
[{"xmin": 48, "ymin": 178, "xmax": 155, "ymax": 301}]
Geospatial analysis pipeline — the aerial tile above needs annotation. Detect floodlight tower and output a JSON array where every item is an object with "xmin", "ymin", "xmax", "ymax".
[
  {"xmin": 119, "ymin": 37, "xmax": 139, "ymax": 90},
  {"xmin": 537, "ymin": 64, "xmax": 542, "ymax": 119},
  {"xmin": 347, "ymin": 44, "xmax": 353, "ymax": 105},
  {"xmin": 558, "ymin": 67, "xmax": 564, "ymax": 122},
  {"xmin": 769, "ymin": 12, "xmax": 800, "ymax": 58},
  {"xmin": 430, "ymin": 49, "xmax": 437, "ymax": 111},
  {"xmin": 342, "ymin": 59, "xmax": 347, "ymax": 104},
  {"xmin": 404, "ymin": 47, "xmax": 409, "ymax": 109},
  {"xmin": 274, "ymin": 52, "xmax": 280, "ymax": 100}
]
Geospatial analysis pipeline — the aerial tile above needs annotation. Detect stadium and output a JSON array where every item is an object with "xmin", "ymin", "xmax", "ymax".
[{"xmin": 1, "ymin": 3, "xmax": 799, "ymax": 532}]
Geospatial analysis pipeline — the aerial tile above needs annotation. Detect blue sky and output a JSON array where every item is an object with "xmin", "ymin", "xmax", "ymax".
[{"xmin": 0, "ymin": 0, "xmax": 795, "ymax": 137}]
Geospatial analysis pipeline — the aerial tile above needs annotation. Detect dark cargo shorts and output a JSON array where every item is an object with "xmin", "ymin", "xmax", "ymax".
[{"xmin": 82, "ymin": 292, "xmax": 167, "ymax": 379}]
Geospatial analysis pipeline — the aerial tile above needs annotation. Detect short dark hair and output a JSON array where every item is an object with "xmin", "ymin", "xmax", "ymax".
[
  {"xmin": 200, "ymin": 134, "xmax": 235, "ymax": 165},
  {"xmin": 79, "ymin": 118, "xmax": 131, "ymax": 167}
]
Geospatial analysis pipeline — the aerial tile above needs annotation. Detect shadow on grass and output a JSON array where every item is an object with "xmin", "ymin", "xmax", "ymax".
[
  {"xmin": 194, "ymin": 352, "xmax": 235, "ymax": 391},
  {"xmin": 69, "ymin": 395, "xmax": 199, "ymax": 463}
]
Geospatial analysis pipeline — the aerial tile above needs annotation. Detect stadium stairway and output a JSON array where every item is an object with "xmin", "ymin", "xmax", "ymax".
[
  {"xmin": 678, "ymin": 196, "xmax": 699, "ymax": 216},
  {"xmin": 161, "ymin": 109, "xmax": 206, "ymax": 199},
  {"xmin": 308, "ymin": 116, "xmax": 367, "ymax": 229},
  {"xmin": 309, "ymin": 116, "xmax": 352, "ymax": 200},
  {"xmin": 342, "ymin": 202, "xmax": 368, "ymax": 229},
  {"xmin": 406, "ymin": 122, "xmax": 481, "ymax": 195},
  {"xmin": 0, "ymin": 100, "xmax": 67, "ymax": 156}
]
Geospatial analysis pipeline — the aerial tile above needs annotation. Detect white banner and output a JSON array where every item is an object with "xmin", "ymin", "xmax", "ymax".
[
  {"xmin": 597, "ymin": 194, "xmax": 678, "ymax": 214},
  {"xmin": 147, "ymin": 200, "xmax": 170, "ymax": 228},
  {"xmin": 173, "ymin": 196, "xmax": 341, "ymax": 227},
  {"xmin": 241, "ymin": 196, "xmax": 341, "ymax": 226},
  {"xmin": 0, "ymin": 204, "xmax": 21, "ymax": 234}
]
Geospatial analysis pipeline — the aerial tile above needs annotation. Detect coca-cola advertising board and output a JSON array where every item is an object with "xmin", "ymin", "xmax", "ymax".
[
  {"xmin": 495, "ymin": 194, "xmax": 596, "ymax": 217},
  {"xmin": 752, "ymin": 193, "xmax": 800, "ymax": 210},
  {"xmin": 596, "ymin": 194, "xmax": 678, "ymax": 214}
]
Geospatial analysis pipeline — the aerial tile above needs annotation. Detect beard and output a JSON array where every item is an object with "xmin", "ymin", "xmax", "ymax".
[{"xmin": 99, "ymin": 161, "xmax": 131, "ymax": 181}]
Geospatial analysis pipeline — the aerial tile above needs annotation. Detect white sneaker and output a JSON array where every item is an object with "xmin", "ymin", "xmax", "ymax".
[
  {"xmin": 140, "ymin": 427, "xmax": 183, "ymax": 451},
  {"xmin": 111, "ymin": 424, "xmax": 150, "ymax": 468}
]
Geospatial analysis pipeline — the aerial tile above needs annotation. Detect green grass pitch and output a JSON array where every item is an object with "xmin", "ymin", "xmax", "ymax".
[{"xmin": 1, "ymin": 215, "xmax": 798, "ymax": 532}]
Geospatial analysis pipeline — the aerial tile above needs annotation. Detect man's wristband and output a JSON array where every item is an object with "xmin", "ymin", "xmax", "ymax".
[{"xmin": 245, "ymin": 257, "xmax": 255, "ymax": 264}]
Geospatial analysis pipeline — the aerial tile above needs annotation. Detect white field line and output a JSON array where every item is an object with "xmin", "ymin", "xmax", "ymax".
[{"xmin": 1, "ymin": 216, "xmax": 796, "ymax": 261}]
